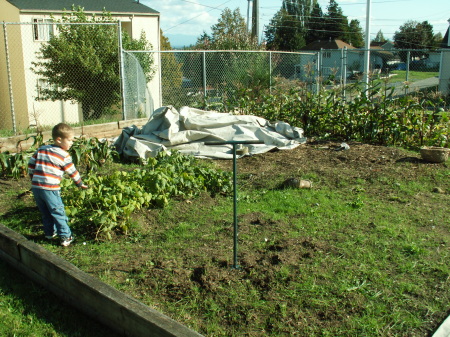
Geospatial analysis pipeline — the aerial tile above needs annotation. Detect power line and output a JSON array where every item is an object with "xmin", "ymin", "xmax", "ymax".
[
  {"xmin": 163, "ymin": 0, "xmax": 233, "ymax": 32},
  {"xmin": 178, "ymin": 0, "xmax": 228, "ymax": 11}
]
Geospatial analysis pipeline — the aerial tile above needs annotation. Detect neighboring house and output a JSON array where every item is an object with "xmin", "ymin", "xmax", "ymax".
[
  {"xmin": 369, "ymin": 42, "xmax": 399, "ymax": 69},
  {"xmin": 370, "ymin": 41, "xmax": 395, "ymax": 51},
  {"xmin": 0, "ymin": 0, "xmax": 160, "ymax": 132},
  {"xmin": 439, "ymin": 21, "xmax": 450, "ymax": 96},
  {"xmin": 422, "ymin": 51, "xmax": 441, "ymax": 70},
  {"xmin": 295, "ymin": 39, "xmax": 389, "ymax": 82}
]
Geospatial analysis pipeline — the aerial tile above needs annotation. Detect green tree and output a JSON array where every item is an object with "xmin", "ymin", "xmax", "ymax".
[
  {"xmin": 393, "ymin": 20, "xmax": 437, "ymax": 62},
  {"xmin": 32, "ymin": 6, "xmax": 154, "ymax": 120},
  {"xmin": 194, "ymin": 32, "xmax": 212, "ymax": 50},
  {"xmin": 160, "ymin": 29, "xmax": 185, "ymax": 106},
  {"xmin": 265, "ymin": 8, "xmax": 305, "ymax": 51},
  {"xmin": 160, "ymin": 29, "xmax": 182, "ymax": 88},
  {"xmin": 265, "ymin": 0, "xmax": 317, "ymax": 50},
  {"xmin": 372, "ymin": 30, "xmax": 387, "ymax": 43},
  {"xmin": 266, "ymin": 0, "xmax": 363, "ymax": 49},
  {"xmin": 433, "ymin": 32, "xmax": 443, "ymax": 49},
  {"xmin": 305, "ymin": 2, "xmax": 326, "ymax": 44},
  {"xmin": 283, "ymin": 0, "xmax": 317, "ymax": 27},
  {"xmin": 347, "ymin": 19, "xmax": 364, "ymax": 47},
  {"xmin": 196, "ymin": 8, "xmax": 258, "ymax": 50},
  {"xmin": 324, "ymin": 0, "xmax": 349, "ymax": 41}
]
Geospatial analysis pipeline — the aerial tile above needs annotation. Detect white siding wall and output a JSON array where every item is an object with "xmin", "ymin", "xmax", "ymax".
[
  {"xmin": 19, "ymin": 13, "xmax": 81, "ymax": 127},
  {"xmin": 12, "ymin": 11, "xmax": 160, "ymax": 128},
  {"xmin": 439, "ymin": 50, "xmax": 450, "ymax": 95}
]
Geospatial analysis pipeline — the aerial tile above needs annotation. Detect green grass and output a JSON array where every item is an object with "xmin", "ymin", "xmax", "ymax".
[
  {"xmin": 0, "ymin": 145, "xmax": 449, "ymax": 336},
  {"xmin": 0, "ymin": 260, "xmax": 121, "ymax": 337},
  {"xmin": 389, "ymin": 70, "xmax": 439, "ymax": 82}
]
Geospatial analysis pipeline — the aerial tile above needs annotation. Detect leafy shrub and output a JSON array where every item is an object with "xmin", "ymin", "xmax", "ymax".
[
  {"xmin": 62, "ymin": 151, "xmax": 232, "ymax": 240},
  {"xmin": 227, "ymin": 79, "xmax": 449, "ymax": 149},
  {"xmin": 69, "ymin": 136, "xmax": 119, "ymax": 172}
]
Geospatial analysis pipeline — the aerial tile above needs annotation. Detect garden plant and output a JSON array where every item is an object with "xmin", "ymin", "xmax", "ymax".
[{"xmin": 0, "ymin": 82, "xmax": 449, "ymax": 336}]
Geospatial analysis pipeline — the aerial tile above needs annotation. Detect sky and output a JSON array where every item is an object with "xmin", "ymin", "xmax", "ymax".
[{"xmin": 141, "ymin": 0, "xmax": 450, "ymax": 48}]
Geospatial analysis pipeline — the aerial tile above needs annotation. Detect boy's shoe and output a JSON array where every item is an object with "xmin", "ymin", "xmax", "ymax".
[
  {"xmin": 61, "ymin": 236, "xmax": 74, "ymax": 247},
  {"xmin": 45, "ymin": 233, "xmax": 57, "ymax": 240}
]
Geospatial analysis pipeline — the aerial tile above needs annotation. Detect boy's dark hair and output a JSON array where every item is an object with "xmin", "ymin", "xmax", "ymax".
[{"xmin": 52, "ymin": 123, "xmax": 73, "ymax": 140}]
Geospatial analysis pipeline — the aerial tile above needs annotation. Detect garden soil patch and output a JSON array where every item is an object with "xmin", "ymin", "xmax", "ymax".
[{"xmin": 1, "ymin": 141, "xmax": 449, "ymax": 336}]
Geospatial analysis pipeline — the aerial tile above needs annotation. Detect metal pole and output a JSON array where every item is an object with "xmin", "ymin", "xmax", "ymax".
[
  {"xmin": 316, "ymin": 50, "xmax": 321, "ymax": 94},
  {"xmin": 3, "ymin": 23, "xmax": 17, "ymax": 134},
  {"xmin": 232, "ymin": 143, "xmax": 238, "ymax": 269},
  {"xmin": 252, "ymin": 0, "xmax": 259, "ymax": 41},
  {"xmin": 204, "ymin": 140, "xmax": 264, "ymax": 270},
  {"xmin": 342, "ymin": 47, "xmax": 347, "ymax": 100},
  {"xmin": 202, "ymin": 51, "xmax": 207, "ymax": 100},
  {"xmin": 247, "ymin": 0, "xmax": 253, "ymax": 32},
  {"xmin": 405, "ymin": 50, "xmax": 410, "ymax": 95},
  {"xmin": 363, "ymin": 0, "xmax": 372, "ymax": 90},
  {"xmin": 269, "ymin": 51, "xmax": 272, "ymax": 94},
  {"xmin": 118, "ymin": 21, "xmax": 126, "ymax": 120}
]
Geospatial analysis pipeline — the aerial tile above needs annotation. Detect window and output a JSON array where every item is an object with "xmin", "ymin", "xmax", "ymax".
[
  {"xmin": 323, "ymin": 52, "xmax": 331, "ymax": 58},
  {"xmin": 36, "ymin": 79, "xmax": 48, "ymax": 99},
  {"xmin": 33, "ymin": 18, "xmax": 53, "ymax": 41},
  {"xmin": 36, "ymin": 79, "xmax": 58, "ymax": 99}
]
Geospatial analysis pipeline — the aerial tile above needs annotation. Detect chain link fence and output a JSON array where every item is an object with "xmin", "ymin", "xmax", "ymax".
[
  {"xmin": 130, "ymin": 48, "xmax": 441, "ymax": 111},
  {"xmin": 1, "ymin": 22, "xmax": 124, "ymax": 137},
  {"xmin": 154, "ymin": 50, "xmax": 319, "ymax": 111},
  {"xmin": 0, "ymin": 20, "xmax": 444, "ymax": 136}
]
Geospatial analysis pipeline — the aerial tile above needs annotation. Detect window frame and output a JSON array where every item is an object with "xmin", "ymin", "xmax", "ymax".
[{"xmin": 33, "ymin": 18, "xmax": 54, "ymax": 41}]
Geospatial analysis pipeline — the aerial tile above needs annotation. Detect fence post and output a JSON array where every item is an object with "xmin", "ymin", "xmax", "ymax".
[
  {"xmin": 316, "ymin": 50, "xmax": 321, "ymax": 94},
  {"xmin": 202, "ymin": 51, "xmax": 207, "ymax": 100},
  {"xmin": 269, "ymin": 51, "xmax": 272, "ymax": 94},
  {"xmin": 405, "ymin": 50, "xmax": 410, "ymax": 95},
  {"xmin": 3, "ymin": 23, "xmax": 17, "ymax": 134},
  {"xmin": 342, "ymin": 47, "xmax": 347, "ymax": 101},
  {"xmin": 118, "ymin": 21, "xmax": 126, "ymax": 121}
]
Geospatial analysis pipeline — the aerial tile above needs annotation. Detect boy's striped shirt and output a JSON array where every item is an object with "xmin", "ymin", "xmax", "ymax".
[{"xmin": 28, "ymin": 144, "xmax": 83, "ymax": 190}]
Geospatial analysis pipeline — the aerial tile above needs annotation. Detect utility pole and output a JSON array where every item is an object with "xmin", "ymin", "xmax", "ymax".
[
  {"xmin": 247, "ymin": 0, "xmax": 253, "ymax": 32},
  {"xmin": 251, "ymin": 0, "xmax": 259, "ymax": 41}
]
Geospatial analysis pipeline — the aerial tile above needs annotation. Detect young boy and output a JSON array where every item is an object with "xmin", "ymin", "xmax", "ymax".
[{"xmin": 28, "ymin": 123, "xmax": 88, "ymax": 246}]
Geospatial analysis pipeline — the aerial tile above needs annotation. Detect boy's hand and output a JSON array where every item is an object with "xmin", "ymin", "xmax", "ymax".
[{"xmin": 80, "ymin": 184, "xmax": 88, "ymax": 189}]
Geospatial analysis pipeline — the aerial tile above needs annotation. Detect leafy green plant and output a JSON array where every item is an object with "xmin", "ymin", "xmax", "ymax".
[
  {"xmin": 62, "ymin": 151, "xmax": 232, "ymax": 240},
  {"xmin": 69, "ymin": 136, "xmax": 119, "ymax": 172},
  {"xmin": 225, "ymin": 78, "xmax": 449, "ymax": 149}
]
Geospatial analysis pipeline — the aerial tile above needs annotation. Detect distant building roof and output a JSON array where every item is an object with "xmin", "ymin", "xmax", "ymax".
[
  {"xmin": 301, "ymin": 39, "xmax": 355, "ymax": 51},
  {"xmin": 5, "ymin": 0, "xmax": 158, "ymax": 14},
  {"xmin": 370, "ymin": 41, "xmax": 385, "ymax": 48},
  {"xmin": 441, "ymin": 26, "xmax": 450, "ymax": 49}
]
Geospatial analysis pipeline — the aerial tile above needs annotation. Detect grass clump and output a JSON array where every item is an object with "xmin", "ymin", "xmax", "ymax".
[{"xmin": 2, "ymin": 141, "xmax": 448, "ymax": 336}]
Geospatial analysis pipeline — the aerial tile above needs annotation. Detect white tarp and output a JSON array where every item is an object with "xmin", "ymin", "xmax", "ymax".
[{"xmin": 114, "ymin": 106, "xmax": 307, "ymax": 160}]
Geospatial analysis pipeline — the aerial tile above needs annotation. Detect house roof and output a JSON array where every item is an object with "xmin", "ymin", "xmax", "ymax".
[
  {"xmin": 5, "ymin": 0, "xmax": 158, "ymax": 14},
  {"xmin": 441, "ymin": 26, "xmax": 450, "ymax": 49},
  {"xmin": 301, "ymin": 39, "xmax": 355, "ymax": 51},
  {"xmin": 370, "ymin": 42, "xmax": 385, "ymax": 47}
]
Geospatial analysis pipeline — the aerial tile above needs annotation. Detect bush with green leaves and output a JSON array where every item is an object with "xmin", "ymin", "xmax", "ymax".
[
  {"xmin": 228, "ymin": 79, "xmax": 449, "ymax": 149},
  {"xmin": 69, "ymin": 136, "xmax": 119, "ymax": 172},
  {"xmin": 32, "ymin": 6, "xmax": 154, "ymax": 120},
  {"xmin": 0, "ymin": 136, "xmax": 117, "ymax": 179},
  {"xmin": 62, "ymin": 151, "xmax": 232, "ymax": 240}
]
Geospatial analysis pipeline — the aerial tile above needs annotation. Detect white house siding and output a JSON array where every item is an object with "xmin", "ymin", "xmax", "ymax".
[
  {"xmin": 0, "ymin": 1, "xmax": 23, "ymax": 131},
  {"xmin": 0, "ymin": 0, "xmax": 161, "ymax": 132},
  {"xmin": 120, "ymin": 14, "xmax": 162, "ymax": 110},
  {"xmin": 439, "ymin": 50, "xmax": 450, "ymax": 95},
  {"xmin": 295, "ymin": 49, "xmax": 384, "ymax": 81},
  {"xmin": 19, "ymin": 13, "xmax": 81, "ymax": 127}
]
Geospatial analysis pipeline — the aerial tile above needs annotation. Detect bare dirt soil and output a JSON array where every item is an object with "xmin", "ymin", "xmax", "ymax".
[{"xmin": 1, "ymin": 141, "xmax": 449, "ymax": 336}]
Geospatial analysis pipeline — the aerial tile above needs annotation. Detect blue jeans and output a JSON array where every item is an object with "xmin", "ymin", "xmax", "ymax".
[{"xmin": 32, "ymin": 188, "xmax": 72, "ymax": 239}]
